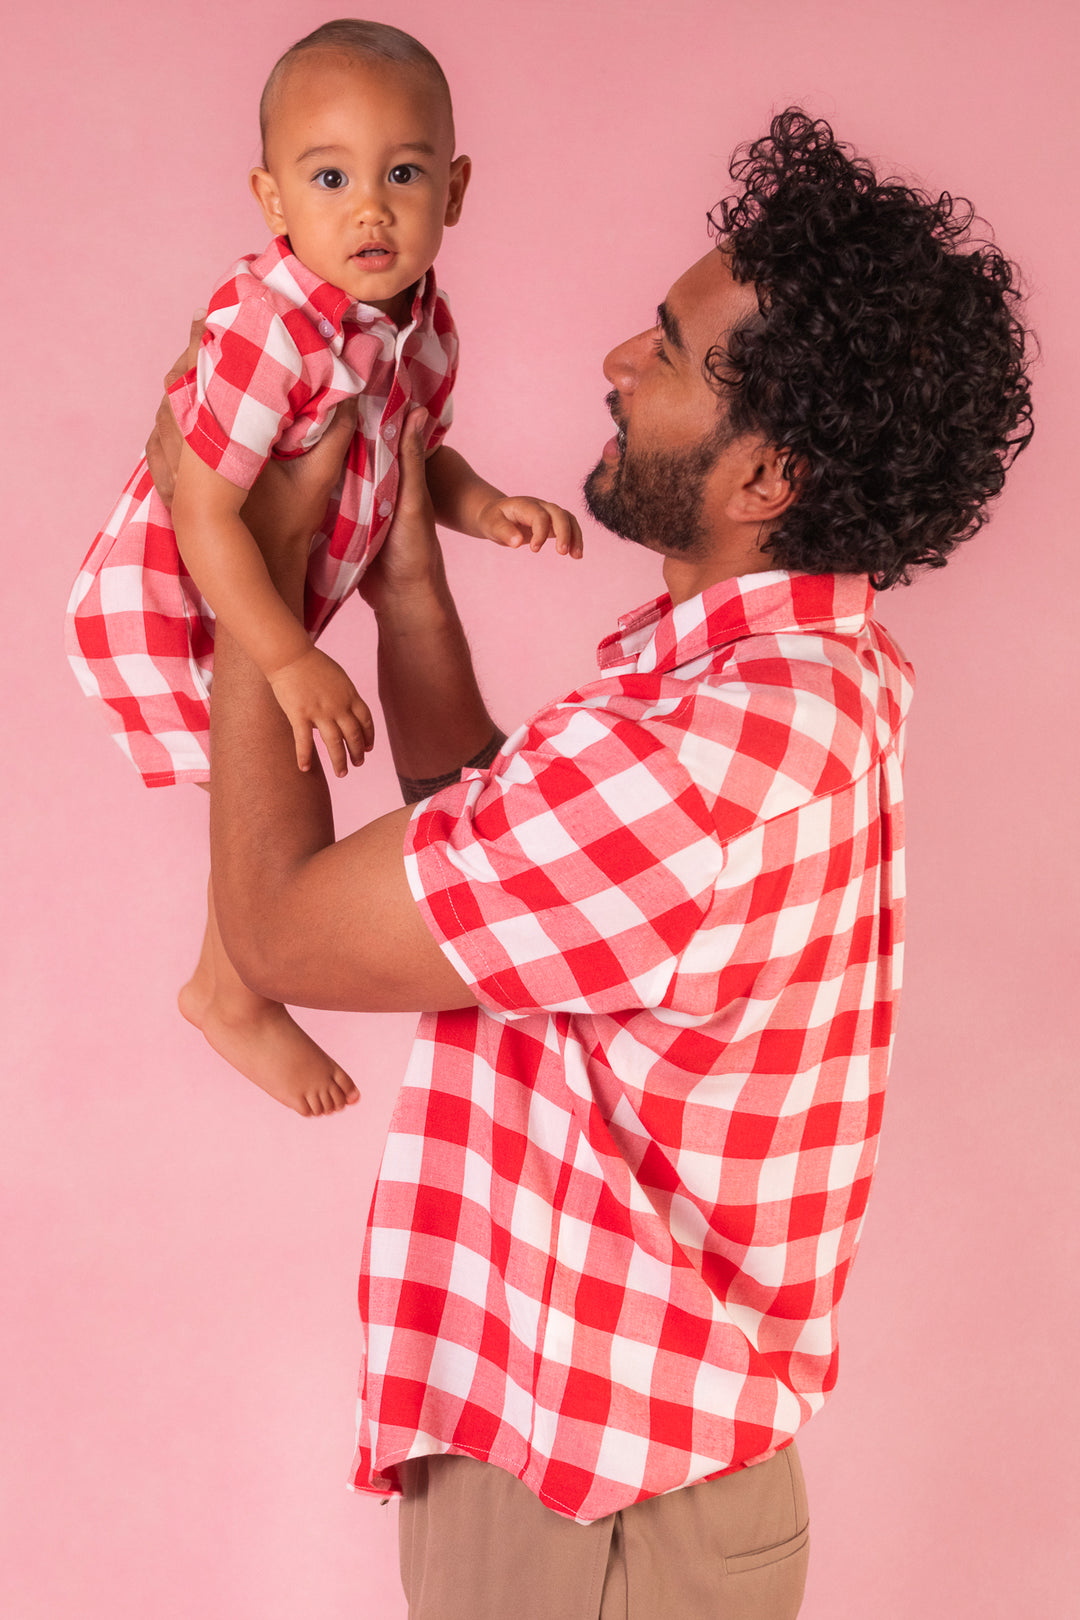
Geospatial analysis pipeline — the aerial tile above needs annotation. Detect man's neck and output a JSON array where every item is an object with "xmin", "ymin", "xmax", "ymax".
[{"xmin": 662, "ymin": 545, "xmax": 776, "ymax": 606}]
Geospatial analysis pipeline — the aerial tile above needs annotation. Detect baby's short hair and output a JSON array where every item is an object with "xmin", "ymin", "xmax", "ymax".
[{"xmin": 259, "ymin": 19, "xmax": 454, "ymax": 164}]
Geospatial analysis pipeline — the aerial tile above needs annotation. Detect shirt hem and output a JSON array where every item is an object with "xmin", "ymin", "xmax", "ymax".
[
  {"xmin": 140, "ymin": 766, "xmax": 211, "ymax": 789},
  {"xmin": 349, "ymin": 1433, "xmax": 798, "ymax": 1524}
]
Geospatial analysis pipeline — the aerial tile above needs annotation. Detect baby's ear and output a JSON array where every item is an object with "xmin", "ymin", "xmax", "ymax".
[
  {"xmin": 444, "ymin": 154, "xmax": 471, "ymax": 227},
  {"xmin": 250, "ymin": 168, "xmax": 286, "ymax": 235}
]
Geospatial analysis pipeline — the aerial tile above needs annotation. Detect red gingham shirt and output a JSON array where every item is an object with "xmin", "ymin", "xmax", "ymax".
[
  {"xmin": 64, "ymin": 238, "xmax": 457, "ymax": 787},
  {"xmin": 350, "ymin": 570, "xmax": 914, "ymax": 1523}
]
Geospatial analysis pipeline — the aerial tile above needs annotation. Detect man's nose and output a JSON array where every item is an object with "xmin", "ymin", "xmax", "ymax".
[{"xmin": 602, "ymin": 330, "xmax": 650, "ymax": 393}]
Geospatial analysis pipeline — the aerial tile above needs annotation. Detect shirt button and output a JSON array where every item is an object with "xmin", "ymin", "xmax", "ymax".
[
  {"xmin": 379, "ymin": 499, "xmax": 394, "ymax": 518},
  {"xmin": 384, "ymin": 423, "xmax": 397, "ymax": 440},
  {"xmin": 318, "ymin": 318, "xmax": 334, "ymax": 339}
]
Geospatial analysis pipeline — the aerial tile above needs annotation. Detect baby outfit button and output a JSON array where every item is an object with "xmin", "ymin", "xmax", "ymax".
[
  {"xmin": 384, "ymin": 423, "xmax": 397, "ymax": 439},
  {"xmin": 379, "ymin": 499, "xmax": 394, "ymax": 518},
  {"xmin": 318, "ymin": 318, "xmax": 334, "ymax": 339}
]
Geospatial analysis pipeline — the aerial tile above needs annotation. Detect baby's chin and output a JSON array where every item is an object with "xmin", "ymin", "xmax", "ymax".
[{"xmin": 304, "ymin": 250, "xmax": 429, "ymax": 312}]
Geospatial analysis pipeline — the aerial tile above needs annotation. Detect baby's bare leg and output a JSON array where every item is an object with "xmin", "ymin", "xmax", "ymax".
[{"xmin": 179, "ymin": 851, "xmax": 360, "ymax": 1117}]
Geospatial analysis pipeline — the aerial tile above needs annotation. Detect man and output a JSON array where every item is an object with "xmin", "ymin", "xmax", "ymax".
[{"xmin": 152, "ymin": 109, "xmax": 1032, "ymax": 1618}]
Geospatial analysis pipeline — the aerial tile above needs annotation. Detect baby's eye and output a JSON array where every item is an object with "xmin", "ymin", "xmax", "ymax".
[
  {"xmin": 314, "ymin": 168, "xmax": 348, "ymax": 191},
  {"xmin": 388, "ymin": 163, "xmax": 422, "ymax": 185}
]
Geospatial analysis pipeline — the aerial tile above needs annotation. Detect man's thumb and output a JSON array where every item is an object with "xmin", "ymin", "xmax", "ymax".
[{"xmin": 326, "ymin": 396, "xmax": 359, "ymax": 443}]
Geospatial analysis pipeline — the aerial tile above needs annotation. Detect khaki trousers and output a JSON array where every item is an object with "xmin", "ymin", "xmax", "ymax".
[{"xmin": 397, "ymin": 1446, "xmax": 809, "ymax": 1620}]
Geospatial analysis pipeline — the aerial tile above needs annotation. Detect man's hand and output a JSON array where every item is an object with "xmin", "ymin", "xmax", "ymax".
[
  {"xmin": 357, "ymin": 410, "xmax": 446, "ymax": 618},
  {"xmin": 240, "ymin": 400, "xmax": 357, "ymax": 571},
  {"xmin": 266, "ymin": 646, "xmax": 375, "ymax": 778},
  {"xmin": 477, "ymin": 494, "xmax": 584, "ymax": 558},
  {"xmin": 145, "ymin": 310, "xmax": 357, "ymax": 559},
  {"xmin": 145, "ymin": 310, "xmax": 206, "ymax": 507}
]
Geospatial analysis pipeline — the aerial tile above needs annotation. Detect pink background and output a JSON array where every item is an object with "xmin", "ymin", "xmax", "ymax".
[{"xmin": 4, "ymin": 1, "xmax": 1077, "ymax": 1615}]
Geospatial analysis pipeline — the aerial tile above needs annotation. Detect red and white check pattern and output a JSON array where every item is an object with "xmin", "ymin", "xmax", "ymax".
[
  {"xmin": 65, "ymin": 237, "xmax": 457, "ymax": 786},
  {"xmin": 351, "ymin": 570, "xmax": 914, "ymax": 1523}
]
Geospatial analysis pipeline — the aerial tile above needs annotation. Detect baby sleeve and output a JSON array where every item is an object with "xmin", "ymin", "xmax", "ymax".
[
  {"xmin": 168, "ymin": 292, "xmax": 316, "ymax": 491},
  {"xmin": 422, "ymin": 292, "xmax": 460, "ymax": 456}
]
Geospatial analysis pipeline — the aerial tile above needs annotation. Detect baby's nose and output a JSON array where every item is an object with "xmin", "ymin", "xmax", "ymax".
[{"xmin": 355, "ymin": 189, "xmax": 390, "ymax": 223}]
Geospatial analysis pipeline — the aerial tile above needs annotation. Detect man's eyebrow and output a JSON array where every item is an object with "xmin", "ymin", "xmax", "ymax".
[
  {"xmin": 294, "ymin": 141, "xmax": 438, "ymax": 163},
  {"xmin": 656, "ymin": 302, "xmax": 687, "ymax": 355}
]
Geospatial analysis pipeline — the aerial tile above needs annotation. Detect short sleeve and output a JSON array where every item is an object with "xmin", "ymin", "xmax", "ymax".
[
  {"xmin": 422, "ymin": 294, "xmax": 459, "ymax": 456},
  {"xmin": 167, "ymin": 295, "xmax": 309, "ymax": 491},
  {"xmin": 403, "ymin": 697, "xmax": 724, "ymax": 1017},
  {"xmin": 424, "ymin": 386, "xmax": 454, "ymax": 455}
]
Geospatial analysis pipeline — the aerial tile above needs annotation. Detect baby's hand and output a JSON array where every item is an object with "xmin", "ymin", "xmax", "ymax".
[
  {"xmin": 267, "ymin": 648, "xmax": 374, "ymax": 778},
  {"xmin": 478, "ymin": 496, "xmax": 584, "ymax": 559}
]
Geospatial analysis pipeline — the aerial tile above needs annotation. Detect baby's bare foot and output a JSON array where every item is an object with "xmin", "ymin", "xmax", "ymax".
[{"xmin": 179, "ymin": 973, "xmax": 360, "ymax": 1117}]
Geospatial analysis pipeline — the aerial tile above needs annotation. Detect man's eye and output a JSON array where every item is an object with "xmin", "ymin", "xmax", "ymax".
[
  {"xmin": 388, "ymin": 164, "xmax": 422, "ymax": 185},
  {"xmin": 314, "ymin": 169, "xmax": 348, "ymax": 190},
  {"xmin": 652, "ymin": 335, "xmax": 672, "ymax": 366}
]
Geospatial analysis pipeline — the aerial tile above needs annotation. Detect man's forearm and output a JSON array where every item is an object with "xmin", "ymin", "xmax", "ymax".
[
  {"xmin": 208, "ymin": 541, "xmax": 336, "ymax": 950},
  {"xmin": 205, "ymin": 417, "xmax": 487, "ymax": 1012},
  {"xmin": 208, "ymin": 592, "xmax": 473, "ymax": 1012},
  {"xmin": 373, "ymin": 560, "xmax": 503, "ymax": 797}
]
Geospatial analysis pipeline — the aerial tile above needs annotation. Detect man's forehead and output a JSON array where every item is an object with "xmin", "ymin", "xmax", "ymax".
[{"xmin": 664, "ymin": 250, "xmax": 757, "ymax": 357}]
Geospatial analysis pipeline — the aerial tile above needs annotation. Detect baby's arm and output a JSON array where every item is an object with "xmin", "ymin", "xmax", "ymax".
[
  {"xmin": 425, "ymin": 445, "xmax": 584, "ymax": 559},
  {"xmin": 170, "ymin": 444, "xmax": 373, "ymax": 775}
]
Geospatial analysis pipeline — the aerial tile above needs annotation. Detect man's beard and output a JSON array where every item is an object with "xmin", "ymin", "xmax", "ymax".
[{"xmin": 583, "ymin": 416, "xmax": 731, "ymax": 556}]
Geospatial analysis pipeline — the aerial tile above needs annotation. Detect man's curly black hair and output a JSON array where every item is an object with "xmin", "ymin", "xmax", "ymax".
[{"xmin": 708, "ymin": 109, "xmax": 1034, "ymax": 588}]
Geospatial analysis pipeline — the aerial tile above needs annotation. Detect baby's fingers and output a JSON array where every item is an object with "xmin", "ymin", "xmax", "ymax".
[
  {"xmin": 353, "ymin": 699, "xmax": 375, "ymax": 753},
  {"xmin": 317, "ymin": 720, "xmax": 350, "ymax": 779},
  {"xmin": 521, "ymin": 508, "xmax": 555, "ymax": 553},
  {"xmin": 484, "ymin": 511, "xmax": 529, "ymax": 549},
  {"xmin": 563, "ymin": 515, "xmax": 586, "ymax": 560},
  {"xmin": 291, "ymin": 720, "xmax": 315, "ymax": 774},
  {"xmin": 339, "ymin": 705, "xmax": 374, "ymax": 768}
]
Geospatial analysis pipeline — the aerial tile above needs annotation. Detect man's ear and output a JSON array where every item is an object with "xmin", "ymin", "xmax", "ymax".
[
  {"xmin": 250, "ymin": 168, "xmax": 286, "ymax": 236},
  {"xmin": 444, "ymin": 155, "xmax": 472, "ymax": 227},
  {"xmin": 727, "ymin": 441, "xmax": 800, "ymax": 526}
]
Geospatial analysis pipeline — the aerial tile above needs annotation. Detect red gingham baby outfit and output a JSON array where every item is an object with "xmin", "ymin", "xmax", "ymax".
[
  {"xmin": 65, "ymin": 237, "xmax": 457, "ymax": 786},
  {"xmin": 350, "ymin": 569, "xmax": 914, "ymax": 1524}
]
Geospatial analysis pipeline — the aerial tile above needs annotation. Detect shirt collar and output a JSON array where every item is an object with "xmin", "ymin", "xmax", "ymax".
[
  {"xmin": 253, "ymin": 235, "xmax": 438, "ymax": 338},
  {"xmin": 597, "ymin": 571, "xmax": 876, "ymax": 676}
]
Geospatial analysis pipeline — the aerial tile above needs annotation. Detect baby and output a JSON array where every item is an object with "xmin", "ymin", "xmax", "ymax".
[{"xmin": 65, "ymin": 19, "xmax": 581, "ymax": 1118}]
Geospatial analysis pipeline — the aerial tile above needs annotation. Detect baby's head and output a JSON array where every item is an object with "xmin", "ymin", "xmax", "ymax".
[{"xmin": 251, "ymin": 20, "xmax": 469, "ymax": 321}]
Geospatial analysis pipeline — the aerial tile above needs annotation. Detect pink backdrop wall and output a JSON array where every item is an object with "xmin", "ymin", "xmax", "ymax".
[{"xmin": 4, "ymin": 1, "xmax": 1076, "ymax": 1615}]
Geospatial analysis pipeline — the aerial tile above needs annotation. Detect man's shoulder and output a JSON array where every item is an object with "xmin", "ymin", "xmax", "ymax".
[{"xmin": 508, "ymin": 619, "xmax": 909, "ymax": 844}]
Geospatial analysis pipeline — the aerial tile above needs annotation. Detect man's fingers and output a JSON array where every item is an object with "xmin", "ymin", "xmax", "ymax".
[
  {"xmin": 322, "ymin": 395, "xmax": 358, "ymax": 451},
  {"xmin": 394, "ymin": 411, "xmax": 430, "ymax": 511},
  {"xmin": 148, "ymin": 311, "xmax": 208, "ymax": 505},
  {"xmin": 145, "ymin": 426, "xmax": 175, "ymax": 508},
  {"xmin": 162, "ymin": 309, "xmax": 207, "ymax": 390},
  {"xmin": 299, "ymin": 398, "xmax": 358, "ymax": 490}
]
